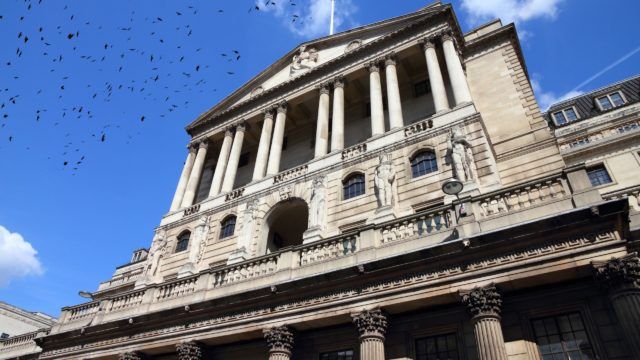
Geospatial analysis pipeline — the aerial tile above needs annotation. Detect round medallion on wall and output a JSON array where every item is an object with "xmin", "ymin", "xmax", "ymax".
[{"xmin": 345, "ymin": 39, "xmax": 362, "ymax": 53}]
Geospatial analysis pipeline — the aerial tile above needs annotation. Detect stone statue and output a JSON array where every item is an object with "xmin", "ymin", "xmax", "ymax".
[
  {"xmin": 448, "ymin": 127, "xmax": 477, "ymax": 183},
  {"xmin": 189, "ymin": 216, "xmax": 211, "ymax": 265},
  {"xmin": 143, "ymin": 229, "xmax": 167, "ymax": 280},
  {"xmin": 308, "ymin": 176, "xmax": 326, "ymax": 229},
  {"xmin": 291, "ymin": 45, "xmax": 318, "ymax": 73},
  {"xmin": 239, "ymin": 199, "xmax": 259, "ymax": 253},
  {"xmin": 374, "ymin": 153, "xmax": 396, "ymax": 208}
]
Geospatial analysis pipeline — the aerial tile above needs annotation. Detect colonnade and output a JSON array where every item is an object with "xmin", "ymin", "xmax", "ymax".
[{"xmin": 170, "ymin": 31, "xmax": 472, "ymax": 211}]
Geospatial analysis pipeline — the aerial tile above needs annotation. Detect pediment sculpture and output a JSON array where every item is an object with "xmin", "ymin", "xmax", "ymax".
[{"xmin": 291, "ymin": 45, "xmax": 319, "ymax": 75}]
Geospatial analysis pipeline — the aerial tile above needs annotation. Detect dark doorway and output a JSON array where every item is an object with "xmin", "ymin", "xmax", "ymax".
[{"xmin": 266, "ymin": 198, "xmax": 308, "ymax": 253}]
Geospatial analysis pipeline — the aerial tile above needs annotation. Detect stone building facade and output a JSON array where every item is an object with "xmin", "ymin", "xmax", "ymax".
[{"xmin": 3, "ymin": 2, "xmax": 639, "ymax": 360}]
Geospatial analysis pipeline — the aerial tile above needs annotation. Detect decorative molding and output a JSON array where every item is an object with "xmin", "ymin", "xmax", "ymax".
[
  {"xmin": 345, "ymin": 39, "xmax": 362, "ymax": 53},
  {"xmin": 352, "ymin": 308, "xmax": 387, "ymax": 338},
  {"xmin": 263, "ymin": 325, "xmax": 294, "ymax": 355},
  {"xmin": 119, "ymin": 351, "xmax": 146, "ymax": 360},
  {"xmin": 404, "ymin": 119, "xmax": 433, "ymax": 137},
  {"xmin": 183, "ymin": 204, "xmax": 201, "ymax": 217},
  {"xmin": 341, "ymin": 143, "xmax": 367, "ymax": 160},
  {"xmin": 273, "ymin": 164, "xmax": 308, "ymax": 184},
  {"xmin": 225, "ymin": 188, "xmax": 245, "ymax": 202},
  {"xmin": 460, "ymin": 284, "xmax": 502, "ymax": 318},
  {"xmin": 593, "ymin": 253, "xmax": 640, "ymax": 291},
  {"xmin": 176, "ymin": 340, "xmax": 205, "ymax": 360}
]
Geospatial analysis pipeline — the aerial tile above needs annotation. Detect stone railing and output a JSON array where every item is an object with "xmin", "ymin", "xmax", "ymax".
[
  {"xmin": 603, "ymin": 185, "xmax": 640, "ymax": 211},
  {"xmin": 0, "ymin": 330, "xmax": 40, "ymax": 349},
  {"xmin": 299, "ymin": 233, "xmax": 358, "ymax": 266},
  {"xmin": 273, "ymin": 164, "xmax": 308, "ymax": 184},
  {"xmin": 476, "ymin": 176, "xmax": 567, "ymax": 218},
  {"xmin": 0, "ymin": 329, "xmax": 47, "ymax": 359},
  {"xmin": 559, "ymin": 118, "xmax": 640, "ymax": 151},
  {"xmin": 98, "ymin": 267, "xmax": 144, "ymax": 290},
  {"xmin": 108, "ymin": 289, "xmax": 145, "ymax": 312},
  {"xmin": 156, "ymin": 277, "xmax": 198, "ymax": 301},
  {"xmin": 380, "ymin": 208, "xmax": 451, "ymax": 244},
  {"xmin": 225, "ymin": 188, "xmax": 245, "ymax": 202},
  {"xmin": 404, "ymin": 119, "xmax": 433, "ymax": 137},
  {"xmin": 66, "ymin": 301, "xmax": 100, "ymax": 322},
  {"xmin": 341, "ymin": 143, "xmax": 367, "ymax": 160},
  {"xmin": 212, "ymin": 253, "xmax": 279, "ymax": 287}
]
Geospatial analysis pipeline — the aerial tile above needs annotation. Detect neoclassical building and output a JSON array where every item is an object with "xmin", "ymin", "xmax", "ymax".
[{"xmin": 3, "ymin": 2, "xmax": 639, "ymax": 360}]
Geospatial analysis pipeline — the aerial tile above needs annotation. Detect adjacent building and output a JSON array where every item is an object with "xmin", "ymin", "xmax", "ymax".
[
  {"xmin": 0, "ymin": 302, "xmax": 56, "ymax": 360},
  {"xmin": 2, "ymin": 2, "xmax": 639, "ymax": 360}
]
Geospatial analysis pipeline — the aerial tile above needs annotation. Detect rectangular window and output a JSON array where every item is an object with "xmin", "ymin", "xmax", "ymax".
[
  {"xmin": 319, "ymin": 349, "xmax": 355, "ymax": 360},
  {"xmin": 531, "ymin": 312, "xmax": 595, "ymax": 360},
  {"xmin": 414, "ymin": 80, "xmax": 431, "ymax": 97},
  {"xmin": 587, "ymin": 165, "xmax": 612, "ymax": 187},
  {"xmin": 415, "ymin": 333, "xmax": 460, "ymax": 360},
  {"xmin": 610, "ymin": 91, "xmax": 625, "ymax": 106},
  {"xmin": 564, "ymin": 108, "xmax": 578, "ymax": 122},
  {"xmin": 552, "ymin": 107, "xmax": 579, "ymax": 125},
  {"xmin": 597, "ymin": 91, "xmax": 625, "ymax": 111},
  {"xmin": 553, "ymin": 111, "xmax": 567, "ymax": 125},
  {"xmin": 597, "ymin": 96, "xmax": 613, "ymax": 110}
]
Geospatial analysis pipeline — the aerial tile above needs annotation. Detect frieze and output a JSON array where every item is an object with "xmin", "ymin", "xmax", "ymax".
[{"xmin": 41, "ymin": 229, "xmax": 617, "ymax": 358}]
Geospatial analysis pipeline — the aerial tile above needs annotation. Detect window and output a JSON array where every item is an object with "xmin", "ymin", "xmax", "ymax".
[
  {"xmin": 343, "ymin": 173, "xmax": 365, "ymax": 200},
  {"xmin": 531, "ymin": 312, "xmax": 595, "ymax": 360},
  {"xmin": 411, "ymin": 150, "xmax": 438, "ymax": 178},
  {"xmin": 175, "ymin": 231, "xmax": 190, "ymax": 253},
  {"xmin": 415, "ymin": 333, "xmax": 460, "ymax": 360},
  {"xmin": 320, "ymin": 349, "xmax": 354, "ymax": 360},
  {"xmin": 596, "ymin": 91, "xmax": 625, "ymax": 110},
  {"xmin": 552, "ymin": 107, "xmax": 579, "ymax": 125},
  {"xmin": 617, "ymin": 122, "xmax": 639, "ymax": 134},
  {"xmin": 220, "ymin": 216, "xmax": 236, "ymax": 239},
  {"xmin": 587, "ymin": 165, "xmax": 612, "ymax": 186},
  {"xmin": 414, "ymin": 80, "xmax": 431, "ymax": 97},
  {"xmin": 238, "ymin": 152, "xmax": 250, "ymax": 167},
  {"xmin": 0, "ymin": 333, "xmax": 9, "ymax": 339}
]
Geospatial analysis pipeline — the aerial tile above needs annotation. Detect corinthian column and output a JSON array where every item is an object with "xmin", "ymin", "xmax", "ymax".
[
  {"xmin": 368, "ymin": 61, "xmax": 385, "ymax": 137},
  {"xmin": 384, "ymin": 53, "xmax": 404, "ymax": 129},
  {"xmin": 221, "ymin": 123, "xmax": 246, "ymax": 192},
  {"xmin": 314, "ymin": 84, "xmax": 331, "ymax": 158},
  {"xmin": 176, "ymin": 340, "xmax": 205, "ymax": 360},
  {"xmin": 209, "ymin": 128, "xmax": 234, "ymax": 197},
  {"xmin": 442, "ymin": 32, "xmax": 472, "ymax": 105},
  {"xmin": 352, "ymin": 308, "xmax": 387, "ymax": 360},
  {"xmin": 593, "ymin": 254, "xmax": 640, "ymax": 358},
  {"xmin": 267, "ymin": 102, "xmax": 288, "ymax": 176},
  {"xmin": 461, "ymin": 284, "xmax": 508, "ymax": 360},
  {"xmin": 170, "ymin": 145, "xmax": 197, "ymax": 211},
  {"xmin": 252, "ymin": 109, "xmax": 275, "ymax": 181},
  {"xmin": 119, "ymin": 352, "xmax": 146, "ymax": 360},
  {"xmin": 263, "ymin": 325, "xmax": 294, "ymax": 360},
  {"xmin": 180, "ymin": 140, "xmax": 209, "ymax": 208},
  {"xmin": 331, "ymin": 77, "xmax": 345, "ymax": 151},
  {"xmin": 421, "ymin": 37, "xmax": 449, "ymax": 113}
]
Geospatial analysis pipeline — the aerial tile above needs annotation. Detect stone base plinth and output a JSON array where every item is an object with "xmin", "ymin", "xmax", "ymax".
[
  {"xmin": 367, "ymin": 206, "xmax": 396, "ymax": 225},
  {"xmin": 303, "ymin": 227, "xmax": 323, "ymax": 244},
  {"xmin": 177, "ymin": 262, "xmax": 196, "ymax": 278},
  {"xmin": 227, "ymin": 248, "xmax": 249, "ymax": 265}
]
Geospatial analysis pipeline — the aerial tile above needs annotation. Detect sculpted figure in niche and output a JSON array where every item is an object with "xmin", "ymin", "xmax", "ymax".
[
  {"xmin": 239, "ymin": 199, "xmax": 259, "ymax": 254},
  {"xmin": 291, "ymin": 45, "xmax": 318, "ymax": 72},
  {"xmin": 190, "ymin": 216, "xmax": 211, "ymax": 265},
  {"xmin": 374, "ymin": 153, "xmax": 396, "ymax": 208},
  {"xmin": 144, "ymin": 229, "xmax": 167, "ymax": 280},
  {"xmin": 448, "ymin": 127, "xmax": 477, "ymax": 183},
  {"xmin": 308, "ymin": 176, "xmax": 327, "ymax": 229}
]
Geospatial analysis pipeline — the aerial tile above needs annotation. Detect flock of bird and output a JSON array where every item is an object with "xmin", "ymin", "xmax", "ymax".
[{"xmin": 0, "ymin": 0, "xmax": 305, "ymax": 175}]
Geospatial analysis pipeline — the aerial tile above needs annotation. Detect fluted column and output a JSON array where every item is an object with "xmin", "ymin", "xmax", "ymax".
[
  {"xmin": 331, "ymin": 77, "xmax": 345, "ymax": 151},
  {"xmin": 368, "ymin": 62, "xmax": 385, "ymax": 137},
  {"xmin": 176, "ymin": 340, "xmax": 206, "ymax": 360},
  {"xmin": 421, "ymin": 37, "xmax": 450, "ymax": 113},
  {"xmin": 119, "ymin": 352, "xmax": 146, "ymax": 360},
  {"xmin": 593, "ymin": 254, "xmax": 640, "ymax": 358},
  {"xmin": 442, "ymin": 32, "xmax": 472, "ymax": 105},
  {"xmin": 461, "ymin": 284, "xmax": 508, "ymax": 360},
  {"xmin": 221, "ymin": 123, "xmax": 246, "ymax": 192},
  {"xmin": 209, "ymin": 128, "xmax": 234, "ymax": 197},
  {"xmin": 384, "ymin": 53, "xmax": 404, "ymax": 129},
  {"xmin": 264, "ymin": 325, "xmax": 294, "ymax": 360},
  {"xmin": 352, "ymin": 308, "xmax": 387, "ymax": 360},
  {"xmin": 170, "ymin": 145, "xmax": 197, "ymax": 211},
  {"xmin": 252, "ymin": 109, "xmax": 275, "ymax": 181},
  {"xmin": 267, "ymin": 102, "xmax": 288, "ymax": 176},
  {"xmin": 314, "ymin": 83, "xmax": 331, "ymax": 158},
  {"xmin": 180, "ymin": 141, "xmax": 209, "ymax": 208}
]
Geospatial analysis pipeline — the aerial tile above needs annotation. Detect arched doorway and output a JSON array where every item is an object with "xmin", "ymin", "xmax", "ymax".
[{"xmin": 264, "ymin": 198, "xmax": 308, "ymax": 254}]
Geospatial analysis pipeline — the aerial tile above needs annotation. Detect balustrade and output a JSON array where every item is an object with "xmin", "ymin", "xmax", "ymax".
[
  {"xmin": 380, "ymin": 209, "xmax": 451, "ymax": 244},
  {"xmin": 273, "ymin": 164, "xmax": 308, "ymax": 184},
  {"xmin": 299, "ymin": 234, "xmax": 358, "ymax": 266},
  {"xmin": 404, "ymin": 119, "xmax": 434, "ymax": 137},
  {"xmin": 157, "ymin": 277, "xmax": 197, "ymax": 301},
  {"xmin": 341, "ymin": 143, "xmax": 367, "ymax": 160},
  {"xmin": 477, "ymin": 177, "xmax": 566, "ymax": 217},
  {"xmin": 212, "ymin": 254, "xmax": 279, "ymax": 287},
  {"xmin": 67, "ymin": 302, "xmax": 100, "ymax": 321},
  {"xmin": 109, "ymin": 290, "xmax": 145, "ymax": 312}
]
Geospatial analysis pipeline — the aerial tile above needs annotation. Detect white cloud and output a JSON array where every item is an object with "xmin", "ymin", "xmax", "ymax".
[
  {"xmin": 0, "ymin": 225, "xmax": 43, "ymax": 286},
  {"xmin": 461, "ymin": 0, "xmax": 564, "ymax": 26},
  {"xmin": 258, "ymin": 0, "xmax": 358, "ymax": 39},
  {"xmin": 531, "ymin": 77, "xmax": 583, "ymax": 111}
]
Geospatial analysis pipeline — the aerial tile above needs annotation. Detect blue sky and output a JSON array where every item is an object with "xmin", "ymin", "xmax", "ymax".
[{"xmin": 0, "ymin": 0, "xmax": 638, "ymax": 317}]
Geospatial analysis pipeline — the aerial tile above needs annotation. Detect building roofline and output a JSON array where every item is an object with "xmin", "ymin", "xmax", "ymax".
[{"xmin": 546, "ymin": 74, "xmax": 640, "ymax": 112}]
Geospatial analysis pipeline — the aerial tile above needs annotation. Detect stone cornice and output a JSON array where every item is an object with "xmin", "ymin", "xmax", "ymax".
[{"xmin": 185, "ymin": 7, "xmax": 465, "ymax": 138}]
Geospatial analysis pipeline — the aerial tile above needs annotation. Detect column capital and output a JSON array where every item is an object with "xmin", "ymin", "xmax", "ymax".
[
  {"xmin": 197, "ymin": 140, "xmax": 209, "ymax": 149},
  {"xmin": 441, "ymin": 30, "xmax": 455, "ymax": 43},
  {"xmin": 224, "ymin": 126, "xmax": 235, "ymax": 137},
  {"xmin": 419, "ymin": 37, "xmax": 437, "ymax": 51},
  {"xmin": 119, "ymin": 352, "xmax": 146, "ymax": 360},
  {"xmin": 263, "ymin": 325, "xmax": 294, "ymax": 355},
  {"xmin": 384, "ymin": 52, "xmax": 397, "ymax": 66},
  {"xmin": 317, "ymin": 82, "xmax": 331, "ymax": 95},
  {"xmin": 276, "ymin": 101, "xmax": 288, "ymax": 114},
  {"xmin": 352, "ymin": 308, "xmax": 388, "ymax": 339},
  {"xmin": 366, "ymin": 61, "xmax": 381, "ymax": 73},
  {"xmin": 263, "ymin": 108, "xmax": 275, "ymax": 119},
  {"xmin": 593, "ymin": 254, "xmax": 640, "ymax": 292},
  {"xmin": 333, "ymin": 76, "xmax": 346, "ymax": 88},
  {"xmin": 187, "ymin": 143, "xmax": 199, "ymax": 152},
  {"xmin": 176, "ymin": 340, "xmax": 205, "ymax": 360},
  {"xmin": 461, "ymin": 284, "xmax": 502, "ymax": 319},
  {"xmin": 235, "ymin": 121, "xmax": 247, "ymax": 132}
]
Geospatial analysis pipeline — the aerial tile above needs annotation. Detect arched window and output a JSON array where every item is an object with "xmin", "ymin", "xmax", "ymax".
[
  {"xmin": 220, "ymin": 216, "xmax": 236, "ymax": 239},
  {"xmin": 175, "ymin": 231, "xmax": 190, "ymax": 253},
  {"xmin": 411, "ymin": 150, "xmax": 438, "ymax": 178},
  {"xmin": 343, "ymin": 173, "xmax": 365, "ymax": 200}
]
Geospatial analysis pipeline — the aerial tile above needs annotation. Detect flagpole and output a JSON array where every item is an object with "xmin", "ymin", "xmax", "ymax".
[{"xmin": 329, "ymin": 0, "xmax": 336, "ymax": 35}]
